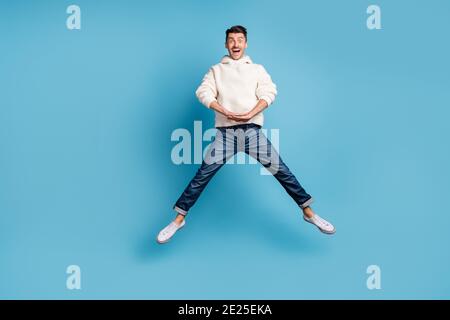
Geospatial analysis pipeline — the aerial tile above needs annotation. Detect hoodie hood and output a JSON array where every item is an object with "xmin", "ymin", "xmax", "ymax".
[{"xmin": 220, "ymin": 55, "xmax": 253, "ymax": 65}]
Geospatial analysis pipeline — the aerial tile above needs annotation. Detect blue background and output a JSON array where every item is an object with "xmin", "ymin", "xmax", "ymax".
[{"xmin": 1, "ymin": 0, "xmax": 449, "ymax": 299}]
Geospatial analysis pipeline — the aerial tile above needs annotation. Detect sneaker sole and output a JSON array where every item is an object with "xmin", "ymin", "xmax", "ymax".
[
  {"xmin": 156, "ymin": 223, "xmax": 185, "ymax": 244},
  {"xmin": 303, "ymin": 216, "xmax": 336, "ymax": 235}
]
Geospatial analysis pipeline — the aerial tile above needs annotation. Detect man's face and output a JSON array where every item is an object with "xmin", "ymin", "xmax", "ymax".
[{"xmin": 225, "ymin": 32, "xmax": 247, "ymax": 60}]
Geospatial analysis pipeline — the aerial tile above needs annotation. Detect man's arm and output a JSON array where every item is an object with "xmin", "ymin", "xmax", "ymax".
[
  {"xmin": 195, "ymin": 68, "xmax": 218, "ymax": 109},
  {"xmin": 255, "ymin": 65, "xmax": 277, "ymax": 107},
  {"xmin": 209, "ymin": 101, "xmax": 231, "ymax": 116}
]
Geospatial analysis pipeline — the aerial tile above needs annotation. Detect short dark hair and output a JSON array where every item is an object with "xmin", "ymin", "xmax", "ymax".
[{"xmin": 225, "ymin": 25, "xmax": 247, "ymax": 42}]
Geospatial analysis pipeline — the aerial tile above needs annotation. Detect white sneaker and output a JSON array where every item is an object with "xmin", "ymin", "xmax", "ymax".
[
  {"xmin": 156, "ymin": 220, "xmax": 186, "ymax": 244},
  {"xmin": 303, "ymin": 214, "xmax": 335, "ymax": 234}
]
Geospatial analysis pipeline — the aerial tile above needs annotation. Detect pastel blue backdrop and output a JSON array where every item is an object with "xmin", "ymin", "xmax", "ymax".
[{"xmin": 1, "ymin": 0, "xmax": 449, "ymax": 299}]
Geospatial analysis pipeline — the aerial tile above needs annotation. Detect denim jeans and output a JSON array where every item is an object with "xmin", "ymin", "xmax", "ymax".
[{"xmin": 173, "ymin": 123, "xmax": 313, "ymax": 216}]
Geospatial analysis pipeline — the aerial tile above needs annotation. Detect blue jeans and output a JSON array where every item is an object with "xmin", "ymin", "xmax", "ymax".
[{"xmin": 173, "ymin": 123, "xmax": 313, "ymax": 216}]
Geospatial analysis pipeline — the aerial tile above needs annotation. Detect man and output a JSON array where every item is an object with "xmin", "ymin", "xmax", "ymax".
[{"xmin": 157, "ymin": 25, "xmax": 335, "ymax": 244}]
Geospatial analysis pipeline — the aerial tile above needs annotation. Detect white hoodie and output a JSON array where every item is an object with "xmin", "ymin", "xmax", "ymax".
[{"xmin": 195, "ymin": 55, "xmax": 277, "ymax": 127}]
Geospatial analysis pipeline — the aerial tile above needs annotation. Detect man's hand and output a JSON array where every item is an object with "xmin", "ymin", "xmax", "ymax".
[
  {"xmin": 227, "ymin": 111, "xmax": 255, "ymax": 122},
  {"xmin": 229, "ymin": 99, "xmax": 269, "ymax": 122},
  {"xmin": 210, "ymin": 101, "xmax": 249, "ymax": 121},
  {"xmin": 209, "ymin": 99, "xmax": 268, "ymax": 123}
]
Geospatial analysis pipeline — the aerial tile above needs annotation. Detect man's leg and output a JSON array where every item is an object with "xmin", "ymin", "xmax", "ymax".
[
  {"xmin": 173, "ymin": 127, "xmax": 236, "ymax": 217},
  {"xmin": 244, "ymin": 126, "xmax": 313, "ymax": 209},
  {"xmin": 173, "ymin": 161, "xmax": 225, "ymax": 217},
  {"xmin": 157, "ymin": 128, "xmax": 236, "ymax": 243},
  {"xmin": 243, "ymin": 126, "xmax": 335, "ymax": 234}
]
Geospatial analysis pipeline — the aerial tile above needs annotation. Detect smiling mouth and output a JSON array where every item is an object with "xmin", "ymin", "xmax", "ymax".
[{"xmin": 232, "ymin": 48, "xmax": 241, "ymax": 54}]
